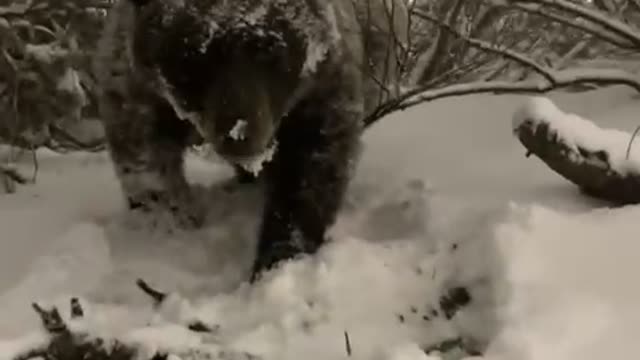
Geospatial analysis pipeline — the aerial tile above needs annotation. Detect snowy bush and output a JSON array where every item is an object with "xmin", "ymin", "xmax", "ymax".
[{"xmin": 0, "ymin": 0, "xmax": 109, "ymax": 150}]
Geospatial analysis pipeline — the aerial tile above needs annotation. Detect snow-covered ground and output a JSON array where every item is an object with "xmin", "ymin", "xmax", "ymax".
[{"xmin": 1, "ymin": 86, "xmax": 639, "ymax": 360}]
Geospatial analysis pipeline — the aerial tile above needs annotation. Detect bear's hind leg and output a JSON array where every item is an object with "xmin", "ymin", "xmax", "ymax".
[{"xmin": 101, "ymin": 93, "xmax": 204, "ymax": 229}]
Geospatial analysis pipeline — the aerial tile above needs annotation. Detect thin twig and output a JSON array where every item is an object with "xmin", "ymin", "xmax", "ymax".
[
  {"xmin": 344, "ymin": 331, "xmax": 352, "ymax": 357},
  {"xmin": 511, "ymin": 2, "xmax": 634, "ymax": 48},
  {"xmin": 514, "ymin": 0, "xmax": 640, "ymax": 47},
  {"xmin": 30, "ymin": 145, "xmax": 38, "ymax": 183},
  {"xmin": 188, "ymin": 320, "xmax": 218, "ymax": 333},
  {"xmin": 626, "ymin": 124, "xmax": 640, "ymax": 159},
  {"xmin": 364, "ymin": 69, "xmax": 640, "ymax": 128},
  {"xmin": 136, "ymin": 278, "xmax": 167, "ymax": 305},
  {"xmin": 412, "ymin": 9, "xmax": 556, "ymax": 84}
]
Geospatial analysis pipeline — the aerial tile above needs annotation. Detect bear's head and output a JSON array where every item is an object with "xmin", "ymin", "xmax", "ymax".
[{"xmin": 128, "ymin": 0, "xmax": 311, "ymax": 161}]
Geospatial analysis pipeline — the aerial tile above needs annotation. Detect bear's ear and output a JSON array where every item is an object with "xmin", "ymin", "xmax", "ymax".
[{"xmin": 128, "ymin": 0, "xmax": 154, "ymax": 7}]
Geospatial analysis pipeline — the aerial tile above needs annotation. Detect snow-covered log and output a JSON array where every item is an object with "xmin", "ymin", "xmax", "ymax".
[{"xmin": 513, "ymin": 96, "xmax": 640, "ymax": 205}]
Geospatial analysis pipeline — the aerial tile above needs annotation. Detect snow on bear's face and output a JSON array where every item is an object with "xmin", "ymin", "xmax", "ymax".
[{"xmin": 130, "ymin": 0, "xmax": 307, "ymax": 161}]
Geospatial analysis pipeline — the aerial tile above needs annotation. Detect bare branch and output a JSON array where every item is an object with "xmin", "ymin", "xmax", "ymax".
[
  {"xmin": 344, "ymin": 331, "xmax": 352, "ymax": 356},
  {"xmin": 423, "ymin": 0, "xmax": 466, "ymax": 83},
  {"xmin": 510, "ymin": 2, "xmax": 635, "ymax": 48},
  {"xmin": 365, "ymin": 68, "xmax": 640, "ymax": 128},
  {"xmin": 364, "ymin": 1, "xmax": 640, "ymax": 128},
  {"xmin": 136, "ymin": 278, "xmax": 167, "ymax": 306},
  {"xmin": 413, "ymin": 9, "xmax": 556, "ymax": 84},
  {"xmin": 512, "ymin": 0, "xmax": 640, "ymax": 47},
  {"xmin": 553, "ymin": 37, "xmax": 593, "ymax": 69}
]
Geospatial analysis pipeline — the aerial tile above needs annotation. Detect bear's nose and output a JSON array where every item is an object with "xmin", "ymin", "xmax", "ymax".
[
  {"xmin": 216, "ymin": 119, "xmax": 249, "ymax": 145},
  {"xmin": 212, "ymin": 118, "xmax": 255, "ymax": 156},
  {"xmin": 227, "ymin": 119, "xmax": 249, "ymax": 142}
]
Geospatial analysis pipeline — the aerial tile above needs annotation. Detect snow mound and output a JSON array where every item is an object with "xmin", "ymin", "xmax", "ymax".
[
  {"xmin": 4, "ymin": 87, "xmax": 640, "ymax": 359},
  {"xmin": 5, "ymin": 189, "xmax": 639, "ymax": 360},
  {"xmin": 0, "ymin": 151, "xmax": 505, "ymax": 360},
  {"xmin": 512, "ymin": 96, "xmax": 640, "ymax": 174},
  {"xmin": 489, "ymin": 203, "xmax": 640, "ymax": 360}
]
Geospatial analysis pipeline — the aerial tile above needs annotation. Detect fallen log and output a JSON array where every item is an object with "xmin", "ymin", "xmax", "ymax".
[{"xmin": 513, "ymin": 97, "xmax": 640, "ymax": 205}]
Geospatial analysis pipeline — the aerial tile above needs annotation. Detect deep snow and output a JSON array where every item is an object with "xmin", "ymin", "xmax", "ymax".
[{"xmin": 1, "ymin": 86, "xmax": 639, "ymax": 360}]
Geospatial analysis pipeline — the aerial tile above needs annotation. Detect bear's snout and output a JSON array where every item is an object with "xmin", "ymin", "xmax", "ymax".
[{"xmin": 210, "ymin": 117, "xmax": 275, "ymax": 160}]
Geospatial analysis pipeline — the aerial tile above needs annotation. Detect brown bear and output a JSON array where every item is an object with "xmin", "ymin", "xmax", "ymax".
[{"xmin": 93, "ymin": 0, "xmax": 407, "ymax": 281}]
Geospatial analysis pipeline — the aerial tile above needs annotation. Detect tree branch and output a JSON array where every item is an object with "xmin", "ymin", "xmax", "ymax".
[
  {"xmin": 512, "ymin": 0, "xmax": 640, "ymax": 47},
  {"xmin": 364, "ymin": 3, "xmax": 640, "ymax": 128},
  {"xmin": 412, "ymin": 9, "xmax": 556, "ymax": 84},
  {"xmin": 364, "ymin": 68, "xmax": 640, "ymax": 128},
  {"xmin": 510, "ymin": 2, "xmax": 635, "ymax": 48},
  {"xmin": 135, "ymin": 278, "xmax": 167, "ymax": 306}
]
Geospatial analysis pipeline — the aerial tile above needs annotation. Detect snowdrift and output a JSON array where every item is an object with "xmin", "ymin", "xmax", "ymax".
[
  {"xmin": 0, "ymin": 150, "xmax": 505, "ymax": 360},
  {"xmin": 2, "ymin": 89, "xmax": 640, "ymax": 360}
]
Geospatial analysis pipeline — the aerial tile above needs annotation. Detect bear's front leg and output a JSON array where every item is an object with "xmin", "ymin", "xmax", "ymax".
[
  {"xmin": 250, "ymin": 99, "xmax": 363, "ymax": 281},
  {"xmin": 100, "ymin": 91, "xmax": 205, "ymax": 229}
]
